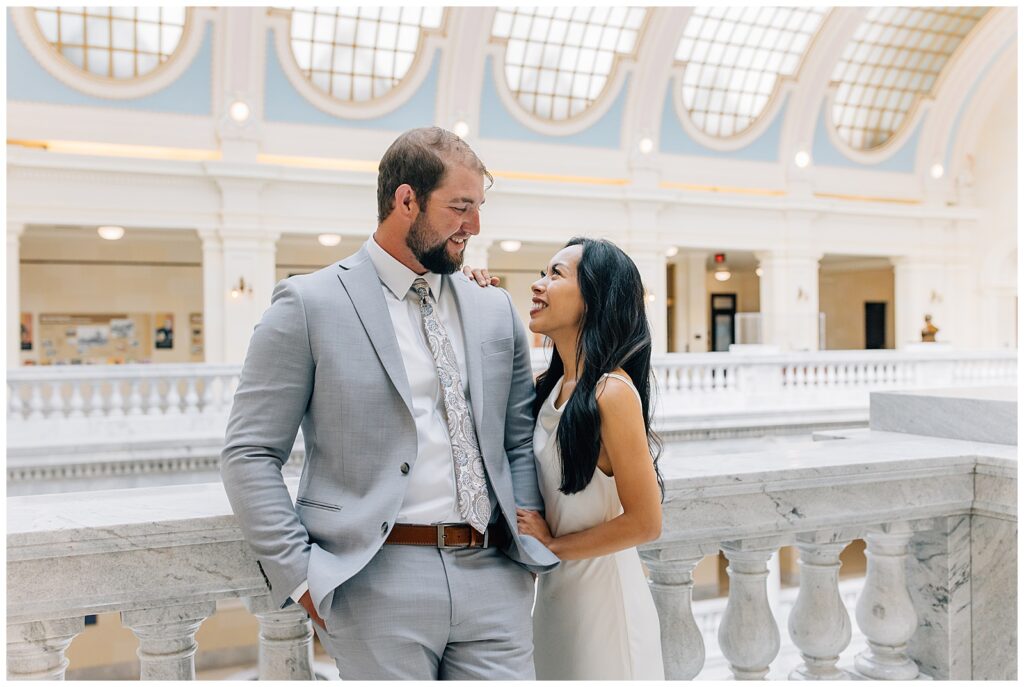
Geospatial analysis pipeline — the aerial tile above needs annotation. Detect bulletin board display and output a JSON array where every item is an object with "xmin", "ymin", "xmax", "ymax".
[
  {"xmin": 189, "ymin": 312, "xmax": 204, "ymax": 362},
  {"xmin": 38, "ymin": 313, "xmax": 152, "ymax": 365}
]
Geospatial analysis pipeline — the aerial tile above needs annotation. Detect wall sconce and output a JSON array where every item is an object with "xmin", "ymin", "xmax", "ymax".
[
  {"xmin": 797, "ymin": 287, "xmax": 808, "ymax": 301},
  {"xmin": 930, "ymin": 289, "xmax": 943, "ymax": 304},
  {"xmin": 230, "ymin": 277, "xmax": 254, "ymax": 300}
]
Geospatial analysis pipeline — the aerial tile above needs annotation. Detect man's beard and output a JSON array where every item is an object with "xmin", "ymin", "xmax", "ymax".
[{"xmin": 405, "ymin": 212, "xmax": 463, "ymax": 274}]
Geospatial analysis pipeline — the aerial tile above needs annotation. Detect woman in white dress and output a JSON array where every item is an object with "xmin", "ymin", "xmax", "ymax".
[{"xmin": 467, "ymin": 237, "xmax": 665, "ymax": 680}]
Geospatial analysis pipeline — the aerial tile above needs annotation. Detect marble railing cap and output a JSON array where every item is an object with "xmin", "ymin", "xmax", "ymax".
[
  {"xmin": 7, "ymin": 479, "xmax": 300, "ymax": 557},
  {"xmin": 661, "ymin": 430, "xmax": 1014, "ymax": 487}
]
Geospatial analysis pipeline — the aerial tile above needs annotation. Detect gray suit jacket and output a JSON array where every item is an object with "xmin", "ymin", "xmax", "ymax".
[{"xmin": 221, "ymin": 246, "xmax": 559, "ymax": 617}]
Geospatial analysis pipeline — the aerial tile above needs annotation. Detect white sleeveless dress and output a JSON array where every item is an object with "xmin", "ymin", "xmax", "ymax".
[{"xmin": 532, "ymin": 373, "xmax": 664, "ymax": 680}]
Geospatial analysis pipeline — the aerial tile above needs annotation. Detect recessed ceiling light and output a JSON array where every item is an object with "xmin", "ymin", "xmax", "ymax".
[
  {"xmin": 930, "ymin": 163, "xmax": 944, "ymax": 179},
  {"xmin": 794, "ymin": 150, "xmax": 811, "ymax": 168},
  {"xmin": 755, "ymin": 266, "xmax": 763, "ymax": 277},
  {"xmin": 453, "ymin": 121, "xmax": 470, "ymax": 138},
  {"xmin": 500, "ymin": 240, "xmax": 522, "ymax": 252},
  {"xmin": 318, "ymin": 233, "xmax": 342, "ymax": 247},
  {"xmin": 97, "ymin": 225, "xmax": 125, "ymax": 240},
  {"xmin": 665, "ymin": 246, "xmax": 679, "ymax": 257},
  {"xmin": 639, "ymin": 137, "xmax": 654, "ymax": 154}
]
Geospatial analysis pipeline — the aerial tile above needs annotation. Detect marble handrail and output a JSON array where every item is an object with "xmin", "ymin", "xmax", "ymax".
[{"xmin": 7, "ymin": 429, "xmax": 1016, "ymax": 680}]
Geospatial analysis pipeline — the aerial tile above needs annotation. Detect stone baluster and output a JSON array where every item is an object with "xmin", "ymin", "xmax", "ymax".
[
  {"xmin": 783, "ymin": 365, "xmax": 794, "ymax": 387},
  {"xmin": 146, "ymin": 379, "xmax": 163, "ymax": 416},
  {"xmin": 183, "ymin": 378, "xmax": 200, "ymax": 415},
  {"xmin": 198, "ymin": 376, "xmax": 214, "ymax": 414},
  {"xmin": 662, "ymin": 366, "xmax": 675, "ymax": 394},
  {"xmin": 788, "ymin": 531, "xmax": 856, "ymax": 680},
  {"xmin": 164, "ymin": 378, "xmax": 183, "ymax": 416},
  {"xmin": 719, "ymin": 540, "xmax": 783, "ymax": 680},
  {"xmin": 121, "ymin": 601, "xmax": 216, "ymax": 680},
  {"xmin": 9, "ymin": 381, "xmax": 24, "ymax": 421},
  {"xmin": 46, "ymin": 382, "xmax": 66, "ymax": 419},
  {"xmin": 125, "ymin": 379, "xmax": 143, "ymax": 416},
  {"xmin": 244, "ymin": 595, "xmax": 316, "ymax": 680},
  {"xmin": 27, "ymin": 382, "xmax": 44, "ymax": 420},
  {"xmin": 7, "ymin": 617, "xmax": 84, "ymax": 680},
  {"xmin": 680, "ymin": 367, "xmax": 693, "ymax": 392},
  {"xmin": 105, "ymin": 379, "xmax": 125, "ymax": 417},
  {"xmin": 67, "ymin": 381, "xmax": 85, "ymax": 419},
  {"xmin": 641, "ymin": 548, "xmax": 709, "ymax": 680},
  {"xmin": 854, "ymin": 522, "xmax": 919, "ymax": 680},
  {"xmin": 88, "ymin": 381, "xmax": 106, "ymax": 418}
]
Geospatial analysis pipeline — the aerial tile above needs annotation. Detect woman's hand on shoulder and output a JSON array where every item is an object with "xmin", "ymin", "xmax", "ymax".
[{"xmin": 462, "ymin": 265, "xmax": 500, "ymax": 288}]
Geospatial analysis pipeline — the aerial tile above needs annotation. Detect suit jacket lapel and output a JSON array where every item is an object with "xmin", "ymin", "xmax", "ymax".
[
  {"xmin": 448, "ymin": 275, "xmax": 486, "ymax": 443},
  {"xmin": 337, "ymin": 249, "xmax": 414, "ymax": 417}
]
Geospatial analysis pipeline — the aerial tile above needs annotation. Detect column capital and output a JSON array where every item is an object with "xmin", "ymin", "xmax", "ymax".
[
  {"xmin": 217, "ymin": 226, "xmax": 281, "ymax": 246},
  {"xmin": 753, "ymin": 248, "xmax": 824, "ymax": 264}
]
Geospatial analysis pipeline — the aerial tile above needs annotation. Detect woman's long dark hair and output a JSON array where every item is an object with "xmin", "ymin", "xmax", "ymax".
[{"xmin": 532, "ymin": 237, "xmax": 664, "ymax": 499}]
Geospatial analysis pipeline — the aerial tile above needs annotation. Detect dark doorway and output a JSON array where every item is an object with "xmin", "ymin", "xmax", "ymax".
[
  {"xmin": 711, "ymin": 293, "xmax": 737, "ymax": 352},
  {"xmin": 865, "ymin": 302, "xmax": 886, "ymax": 349}
]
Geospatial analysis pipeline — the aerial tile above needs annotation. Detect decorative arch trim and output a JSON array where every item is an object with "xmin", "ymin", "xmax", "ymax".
[
  {"xmin": 264, "ymin": 8, "xmax": 446, "ymax": 121},
  {"xmin": 9, "ymin": 7, "xmax": 212, "ymax": 100}
]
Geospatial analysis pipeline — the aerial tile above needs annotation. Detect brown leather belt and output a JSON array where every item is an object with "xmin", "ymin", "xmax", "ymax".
[{"xmin": 386, "ymin": 523, "xmax": 508, "ymax": 550}]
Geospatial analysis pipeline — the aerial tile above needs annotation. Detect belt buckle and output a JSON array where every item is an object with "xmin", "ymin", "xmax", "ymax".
[{"xmin": 437, "ymin": 524, "xmax": 465, "ymax": 549}]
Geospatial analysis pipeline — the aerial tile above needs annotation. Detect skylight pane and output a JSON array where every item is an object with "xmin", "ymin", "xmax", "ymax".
[
  {"xmin": 830, "ymin": 7, "xmax": 990, "ymax": 149},
  {"xmin": 675, "ymin": 7, "xmax": 828, "ymax": 138},
  {"xmin": 491, "ymin": 7, "xmax": 647, "ymax": 121}
]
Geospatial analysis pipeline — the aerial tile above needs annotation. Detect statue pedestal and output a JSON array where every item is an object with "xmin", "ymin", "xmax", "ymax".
[{"xmin": 902, "ymin": 342, "xmax": 952, "ymax": 352}]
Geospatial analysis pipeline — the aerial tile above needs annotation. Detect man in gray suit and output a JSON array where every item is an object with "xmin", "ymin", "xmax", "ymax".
[{"xmin": 221, "ymin": 127, "xmax": 558, "ymax": 679}]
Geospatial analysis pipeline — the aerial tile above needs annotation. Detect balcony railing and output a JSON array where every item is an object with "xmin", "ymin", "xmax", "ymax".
[
  {"xmin": 7, "ymin": 349, "xmax": 1015, "ymax": 430},
  {"xmin": 7, "ymin": 423, "xmax": 1016, "ymax": 680}
]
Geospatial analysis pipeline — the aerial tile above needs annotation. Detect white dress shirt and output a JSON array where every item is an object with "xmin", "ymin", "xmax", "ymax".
[{"xmin": 291, "ymin": 236, "xmax": 477, "ymax": 604}]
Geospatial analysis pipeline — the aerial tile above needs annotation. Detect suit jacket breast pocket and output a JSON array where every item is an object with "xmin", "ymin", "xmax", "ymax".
[{"xmin": 481, "ymin": 336, "xmax": 514, "ymax": 357}]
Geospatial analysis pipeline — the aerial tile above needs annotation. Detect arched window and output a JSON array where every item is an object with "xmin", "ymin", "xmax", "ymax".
[
  {"xmin": 831, "ymin": 7, "xmax": 989, "ymax": 150},
  {"xmin": 675, "ymin": 7, "xmax": 827, "ymax": 138},
  {"xmin": 288, "ymin": 7, "xmax": 444, "ymax": 102},
  {"xmin": 33, "ymin": 7, "xmax": 188, "ymax": 79},
  {"xmin": 490, "ymin": 7, "xmax": 646, "ymax": 121}
]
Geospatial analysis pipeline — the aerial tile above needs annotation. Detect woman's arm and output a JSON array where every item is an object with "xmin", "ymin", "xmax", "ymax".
[{"xmin": 517, "ymin": 375, "xmax": 663, "ymax": 561}]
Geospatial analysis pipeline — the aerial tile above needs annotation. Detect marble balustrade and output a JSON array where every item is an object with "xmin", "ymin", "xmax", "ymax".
[
  {"xmin": 7, "ymin": 420, "xmax": 1015, "ymax": 680},
  {"xmin": 7, "ymin": 350, "xmax": 1014, "ymax": 450}
]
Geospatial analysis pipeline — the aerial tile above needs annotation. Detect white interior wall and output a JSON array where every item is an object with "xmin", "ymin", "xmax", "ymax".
[
  {"xmin": 971, "ymin": 71, "xmax": 1018, "ymax": 349},
  {"xmin": 819, "ymin": 267, "xmax": 896, "ymax": 350}
]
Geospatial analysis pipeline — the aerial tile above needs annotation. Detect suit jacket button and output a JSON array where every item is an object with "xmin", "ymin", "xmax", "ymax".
[
  {"xmin": 400, "ymin": 462, "xmax": 410, "ymax": 475},
  {"xmin": 381, "ymin": 522, "xmax": 388, "ymax": 536}
]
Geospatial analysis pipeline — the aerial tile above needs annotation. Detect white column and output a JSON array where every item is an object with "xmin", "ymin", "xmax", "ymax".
[
  {"xmin": 788, "ymin": 533, "xmax": 854, "ymax": 680},
  {"xmin": 198, "ymin": 229, "xmax": 225, "ymax": 363},
  {"xmin": 462, "ymin": 238, "xmax": 492, "ymax": 272},
  {"xmin": 244, "ymin": 595, "xmax": 316, "ymax": 680},
  {"xmin": 8, "ymin": 222, "xmax": 25, "ymax": 368},
  {"xmin": 641, "ymin": 549, "xmax": 708, "ymax": 679},
  {"xmin": 754, "ymin": 249, "xmax": 823, "ymax": 351},
  {"xmin": 891, "ymin": 257, "xmax": 948, "ymax": 349},
  {"xmin": 121, "ymin": 601, "xmax": 216, "ymax": 680},
  {"xmin": 221, "ymin": 230, "xmax": 279, "ymax": 364},
  {"xmin": 7, "ymin": 617, "xmax": 84, "ymax": 680},
  {"xmin": 719, "ymin": 540, "xmax": 783, "ymax": 680},
  {"xmin": 854, "ymin": 522, "xmax": 920, "ymax": 680},
  {"xmin": 685, "ymin": 251, "xmax": 709, "ymax": 352},
  {"xmin": 626, "ymin": 201, "xmax": 668, "ymax": 354}
]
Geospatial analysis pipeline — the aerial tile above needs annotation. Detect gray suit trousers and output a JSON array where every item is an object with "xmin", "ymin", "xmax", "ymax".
[{"xmin": 312, "ymin": 542, "xmax": 537, "ymax": 680}]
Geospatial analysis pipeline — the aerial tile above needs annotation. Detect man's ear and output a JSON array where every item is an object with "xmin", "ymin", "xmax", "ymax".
[{"xmin": 395, "ymin": 184, "xmax": 418, "ymax": 216}]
